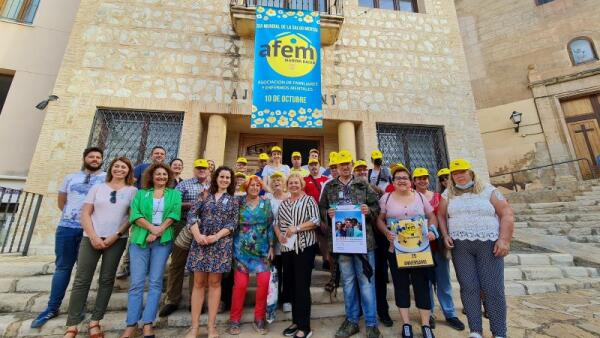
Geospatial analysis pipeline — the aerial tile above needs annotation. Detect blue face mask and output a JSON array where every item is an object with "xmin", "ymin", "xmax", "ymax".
[{"xmin": 455, "ymin": 180, "xmax": 475, "ymax": 190}]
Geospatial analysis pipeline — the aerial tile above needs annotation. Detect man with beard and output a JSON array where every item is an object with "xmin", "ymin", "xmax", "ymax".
[
  {"xmin": 159, "ymin": 159, "xmax": 211, "ymax": 317},
  {"xmin": 31, "ymin": 147, "xmax": 107, "ymax": 328},
  {"xmin": 301, "ymin": 148, "xmax": 326, "ymax": 175},
  {"xmin": 320, "ymin": 150, "xmax": 382, "ymax": 338},
  {"xmin": 133, "ymin": 146, "xmax": 166, "ymax": 189},
  {"xmin": 368, "ymin": 150, "xmax": 392, "ymax": 192},
  {"xmin": 354, "ymin": 159, "xmax": 394, "ymax": 327}
]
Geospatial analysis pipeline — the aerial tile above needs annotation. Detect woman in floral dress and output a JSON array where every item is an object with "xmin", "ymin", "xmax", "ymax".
[
  {"xmin": 228, "ymin": 175, "xmax": 275, "ymax": 335},
  {"xmin": 185, "ymin": 166, "xmax": 239, "ymax": 338}
]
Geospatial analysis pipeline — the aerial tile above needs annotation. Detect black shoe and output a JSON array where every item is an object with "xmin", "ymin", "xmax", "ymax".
[
  {"xmin": 158, "ymin": 303, "xmax": 178, "ymax": 317},
  {"xmin": 379, "ymin": 313, "xmax": 393, "ymax": 327},
  {"xmin": 294, "ymin": 329, "xmax": 313, "ymax": 338},
  {"xmin": 401, "ymin": 324, "xmax": 413, "ymax": 338},
  {"xmin": 283, "ymin": 324, "xmax": 299, "ymax": 337},
  {"xmin": 421, "ymin": 325, "xmax": 435, "ymax": 338},
  {"xmin": 445, "ymin": 317, "xmax": 465, "ymax": 331},
  {"xmin": 429, "ymin": 315, "xmax": 436, "ymax": 329}
]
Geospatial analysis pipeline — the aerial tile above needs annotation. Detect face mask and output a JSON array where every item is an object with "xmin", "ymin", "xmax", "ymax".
[
  {"xmin": 455, "ymin": 180, "xmax": 475, "ymax": 190},
  {"xmin": 373, "ymin": 159, "xmax": 382, "ymax": 166}
]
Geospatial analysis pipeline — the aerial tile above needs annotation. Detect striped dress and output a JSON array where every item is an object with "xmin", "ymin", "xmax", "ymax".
[{"xmin": 276, "ymin": 194, "xmax": 320, "ymax": 253}]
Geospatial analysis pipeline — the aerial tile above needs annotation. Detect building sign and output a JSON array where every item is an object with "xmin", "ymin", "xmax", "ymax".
[{"xmin": 252, "ymin": 6, "xmax": 322, "ymax": 128}]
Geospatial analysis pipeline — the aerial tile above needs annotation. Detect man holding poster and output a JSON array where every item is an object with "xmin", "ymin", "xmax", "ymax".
[
  {"xmin": 319, "ymin": 150, "xmax": 381, "ymax": 338},
  {"xmin": 376, "ymin": 163, "xmax": 439, "ymax": 338}
]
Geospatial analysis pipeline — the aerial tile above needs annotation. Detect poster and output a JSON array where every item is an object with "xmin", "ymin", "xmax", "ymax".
[
  {"xmin": 332, "ymin": 205, "xmax": 367, "ymax": 254},
  {"xmin": 252, "ymin": 6, "xmax": 322, "ymax": 128},
  {"xmin": 387, "ymin": 217, "xmax": 434, "ymax": 268}
]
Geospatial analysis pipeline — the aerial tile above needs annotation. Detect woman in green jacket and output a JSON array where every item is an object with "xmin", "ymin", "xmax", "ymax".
[{"xmin": 121, "ymin": 162, "xmax": 182, "ymax": 338}]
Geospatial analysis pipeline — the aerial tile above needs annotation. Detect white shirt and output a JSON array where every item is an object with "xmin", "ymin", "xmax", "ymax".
[
  {"xmin": 84, "ymin": 183, "xmax": 137, "ymax": 238},
  {"xmin": 443, "ymin": 184, "xmax": 500, "ymax": 241},
  {"xmin": 152, "ymin": 197, "xmax": 165, "ymax": 225}
]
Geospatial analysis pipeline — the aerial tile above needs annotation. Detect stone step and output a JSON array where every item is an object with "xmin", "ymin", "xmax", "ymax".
[
  {"xmin": 525, "ymin": 200, "xmax": 600, "ymax": 209},
  {"xmin": 513, "ymin": 205, "xmax": 600, "ymax": 215},
  {"xmin": 527, "ymin": 221, "xmax": 600, "ymax": 228},
  {"xmin": 515, "ymin": 212, "xmax": 600, "ymax": 222}
]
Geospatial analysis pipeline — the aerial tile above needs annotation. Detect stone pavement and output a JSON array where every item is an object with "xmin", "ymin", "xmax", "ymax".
[{"xmin": 52, "ymin": 288, "xmax": 599, "ymax": 338}]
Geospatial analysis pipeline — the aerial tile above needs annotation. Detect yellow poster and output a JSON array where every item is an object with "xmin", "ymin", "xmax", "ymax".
[{"xmin": 388, "ymin": 217, "xmax": 434, "ymax": 268}]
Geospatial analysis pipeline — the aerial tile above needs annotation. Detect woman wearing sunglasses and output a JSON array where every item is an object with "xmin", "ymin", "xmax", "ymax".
[{"xmin": 63, "ymin": 157, "xmax": 137, "ymax": 338}]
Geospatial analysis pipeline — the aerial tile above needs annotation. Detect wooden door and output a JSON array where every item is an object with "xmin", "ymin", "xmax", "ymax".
[
  {"xmin": 561, "ymin": 95, "xmax": 600, "ymax": 178},
  {"xmin": 238, "ymin": 135, "xmax": 283, "ymax": 174}
]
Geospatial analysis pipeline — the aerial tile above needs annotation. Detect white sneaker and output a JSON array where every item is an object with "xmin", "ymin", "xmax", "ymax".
[
  {"xmin": 469, "ymin": 333, "xmax": 483, "ymax": 338},
  {"xmin": 282, "ymin": 302, "xmax": 292, "ymax": 313}
]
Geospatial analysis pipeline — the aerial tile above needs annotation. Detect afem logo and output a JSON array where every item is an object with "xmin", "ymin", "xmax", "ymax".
[{"xmin": 259, "ymin": 32, "xmax": 318, "ymax": 78}]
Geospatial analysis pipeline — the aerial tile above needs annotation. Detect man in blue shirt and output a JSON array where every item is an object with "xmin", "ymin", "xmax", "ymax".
[
  {"xmin": 31, "ymin": 147, "xmax": 106, "ymax": 328},
  {"xmin": 133, "ymin": 146, "xmax": 166, "ymax": 189}
]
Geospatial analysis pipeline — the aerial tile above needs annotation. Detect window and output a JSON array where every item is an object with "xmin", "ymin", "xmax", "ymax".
[
  {"xmin": 250, "ymin": 0, "xmax": 328, "ymax": 12},
  {"xmin": 0, "ymin": 74, "xmax": 14, "ymax": 116},
  {"xmin": 359, "ymin": 0, "xmax": 418, "ymax": 12},
  {"xmin": 0, "ymin": 0, "xmax": 40, "ymax": 24},
  {"xmin": 568, "ymin": 37, "xmax": 598, "ymax": 65},
  {"xmin": 535, "ymin": 0, "xmax": 555, "ymax": 5},
  {"xmin": 88, "ymin": 109, "xmax": 184, "ymax": 167},
  {"xmin": 376, "ymin": 123, "xmax": 448, "ymax": 190}
]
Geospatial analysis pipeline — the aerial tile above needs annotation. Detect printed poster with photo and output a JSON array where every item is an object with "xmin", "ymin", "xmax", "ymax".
[
  {"xmin": 332, "ymin": 205, "xmax": 367, "ymax": 254},
  {"xmin": 387, "ymin": 216, "xmax": 434, "ymax": 268}
]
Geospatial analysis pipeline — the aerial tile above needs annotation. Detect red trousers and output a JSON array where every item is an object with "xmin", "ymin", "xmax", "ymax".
[{"xmin": 230, "ymin": 270, "xmax": 271, "ymax": 322}]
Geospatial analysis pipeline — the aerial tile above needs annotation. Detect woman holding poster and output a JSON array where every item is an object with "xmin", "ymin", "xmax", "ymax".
[
  {"xmin": 376, "ymin": 164, "xmax": 438, "ymax": 338},
  {"xmin": 275, "ymin": 173, "xmax": 320, "ymax": 338}
]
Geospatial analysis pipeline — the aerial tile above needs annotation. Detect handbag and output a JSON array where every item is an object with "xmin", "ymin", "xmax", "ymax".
[{"xmin": 174, "ymin": 191, "xmax": 208, "ymax": 249}]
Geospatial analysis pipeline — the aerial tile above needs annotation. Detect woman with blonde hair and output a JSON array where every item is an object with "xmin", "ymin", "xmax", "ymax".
[
  {"xmin": 437, "ymin": 159, "xmax": 514, "ymax": 338},
  {"xmin": 265, "ymin": 172, "xmax": 292, "ymax": 315},
  {"xmin": 276, "ymin": 173, "xmax": 320, "ymax": 338}
]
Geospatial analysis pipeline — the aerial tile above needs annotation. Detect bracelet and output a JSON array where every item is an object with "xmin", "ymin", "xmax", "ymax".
[{"xmin": 296, "ymin": 225, "xmax": 301, "ymax": 233}]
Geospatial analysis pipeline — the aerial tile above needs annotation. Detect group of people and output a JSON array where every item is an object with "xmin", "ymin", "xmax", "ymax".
[{"xmin": 30, "ymin": 144, "xmax": 513, "ymax": 338}]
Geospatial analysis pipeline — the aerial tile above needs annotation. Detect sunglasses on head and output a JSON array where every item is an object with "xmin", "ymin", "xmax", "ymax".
[
  {"xmin": 110, "ymin": 191, "xmax": 117, "ymax": 204},
  {"xmin": 394, "ymin": 176, "xmax": 410, "ymax": 181},
  {"xmin": 83, "ymin": 174, "xmax": 91, "ymax": 185},
  {"xmin": 439, "ymin": 176, "xmax": 449, "ymax": 182}
]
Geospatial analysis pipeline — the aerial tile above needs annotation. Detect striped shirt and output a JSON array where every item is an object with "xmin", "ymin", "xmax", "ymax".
[{"xmin": 277, "ymin": 194, "xmax": 320, "ymax": 253}]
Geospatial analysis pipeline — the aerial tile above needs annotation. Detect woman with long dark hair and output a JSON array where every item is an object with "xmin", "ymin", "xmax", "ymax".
[{"xmin": 185, "ymin": 166, "xmax": 238, "ymax": 338}]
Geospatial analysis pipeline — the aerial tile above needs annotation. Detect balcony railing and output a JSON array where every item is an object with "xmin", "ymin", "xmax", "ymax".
[
  {"xmin": 0, "ymin": 0, "xmax": 40, "ymax": 24},
  {"xmin": 233, "ymin": 0, "xmax": 343, "ymax": 16},
  {"xmin": 230, "ymin": 0, "xmax": 344, "ymax": 46},
  {"xmin": 0, "ymin": 187, "xmax": 44, "ymax": 256}
]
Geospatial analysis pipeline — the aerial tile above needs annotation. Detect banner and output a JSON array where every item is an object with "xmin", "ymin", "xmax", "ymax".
[
  {"xmin": 387, "ymin": 217, "xmax": 434, "ymax": 268},
  {"xmin": 252, "ymin": 6, "xmax": 322, "ymax": 128},
  {"xmin": 332, "ymin": 205, "xmax": 367, "ymax": 254}
]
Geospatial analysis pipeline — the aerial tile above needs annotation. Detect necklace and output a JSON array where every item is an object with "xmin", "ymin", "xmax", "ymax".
[{"xmin": 153, "ymin": 198, "xmax": 163, "ymax": 215}]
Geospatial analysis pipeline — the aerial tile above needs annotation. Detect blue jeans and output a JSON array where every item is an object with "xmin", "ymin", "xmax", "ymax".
[
  {"xmin": 430, "ymin": 250, "xmax": 458, "ymax": 318},
  {"xmin": 126, "ymin": 240, "xmax": 172, "ymax": 326},
  {"xmin": 47, "ymin": 226, "xmax": 83, "ymax": 312},
  {"xmin": 338, "ymin": 251, "xmax": 378, "ymax": 327}
]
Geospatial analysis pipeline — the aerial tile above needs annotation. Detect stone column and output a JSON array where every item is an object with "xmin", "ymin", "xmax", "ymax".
[
  {"xmin": 204, "ymin": 114, "xmax": 227, "ymax": 166},
  {"xmin": 338, "ymin": 121, "xmax": 357, "ymax": 159}
]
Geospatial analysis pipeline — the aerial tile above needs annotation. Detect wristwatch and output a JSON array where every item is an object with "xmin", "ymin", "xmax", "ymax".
[{"xmin": 296, "ymin": 225, "xmax": 301, "ymax": 233}]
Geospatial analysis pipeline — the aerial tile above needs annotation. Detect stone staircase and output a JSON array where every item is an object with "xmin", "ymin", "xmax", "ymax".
[
  {"xmin": 511, "ymin": 179, "xmax": 600, "ymax": 268},
  {"xmin": 0, "ymin": 250, "xmax": 598, "ymax": 337}
]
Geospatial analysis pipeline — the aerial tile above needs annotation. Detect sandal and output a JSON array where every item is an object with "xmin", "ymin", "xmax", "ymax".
[
  {"xmin": 184, "ymin": 326, "xmax": 199, "ymax": 338},
  {"xmin": 120, "ymin": 324, "xmax": 137, "ymax": 338},
  {"xmin": 88, "ymin": 322, "xmax": 104, "ymax": 338},
  {"xmin": 228, "ymin": 321, "xmax": 241, "ymax": 335},
  {"xmin": 142, "ymin": 323, "xmax": 155, "ymax": 338},
  {"xmin": 64, "ymin": 327, "xmax": 78, "ymax": 338},
  {"xmin": 208, "ymin": 325, "xmax": 220, "ymax": 338}
]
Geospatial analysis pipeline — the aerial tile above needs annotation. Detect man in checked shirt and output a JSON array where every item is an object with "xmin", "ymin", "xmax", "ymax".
[{"xmin": 159, "ymin": 159, "xmax": 211, "ymax": 317}]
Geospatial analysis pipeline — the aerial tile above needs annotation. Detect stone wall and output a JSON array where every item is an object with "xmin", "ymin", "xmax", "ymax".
[{"xmin": 25, "ymin": 0, "xmax": 487, "ymax": 250}]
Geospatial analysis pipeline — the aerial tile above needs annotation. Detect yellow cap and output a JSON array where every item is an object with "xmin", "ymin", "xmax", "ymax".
[
  {"xmin": 270, "ymin": 171, "xmax": 284, "ymax": 179},
  {"xmin": 437, "ymin": 168, "xmax": 450, "ymax": 177},
  {"xmin": 236, "ymin": 157, "xmax": 248, "ymax": 164},
  {"xmin": 390, "ymin": 162, "xmax": 408, "ymax": 176},
  {"xmin": 291, "ymin": 151, "xmax": 302, "ymax": 158},
  {"xmin": 328, "ymin": 151, "xmax": 339, "ymax": 167},
  {"xmin": 258, "ymin": 153, "xmax": 269, "ymax": 161},
  {"xmin": 308, "ymin": 158, "xmax": 319, "ymax": 165},
  {"xmin": 193, "ymin": 159, "xmax": 209, "ymax": 168},
  {"xmin": 412, "ymin": 167, "xmax": 429, "ymax": 178},
  {"xmin": 371, "ymin": 150, "xmax": 383, "ymax": 160},
  {"xmin": 353, "ymin": 160, "xmax": 368, "ymax": 170},
  {"xmin": 271, "ymin": 146, "xmax": 282, "ymax": 153},
  {"xmin": 449, "ymin": 159, "xmax": 472, "ymax": 173},
  {"xmin": 235, "ymin": 172, "xmax": 247, "ymax": 178},
  {"xmin": 337, "ymin": 150, "xmax": 353, "ymax": 164}
]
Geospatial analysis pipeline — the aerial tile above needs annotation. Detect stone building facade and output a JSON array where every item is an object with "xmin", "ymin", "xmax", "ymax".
[
  {"xmin": 24, "ymin": 0, "xmax": 487, "ymax": 250},
  {"xmin": 456, "ymin": 0, "xmax": 600, "ymax": 185}
]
